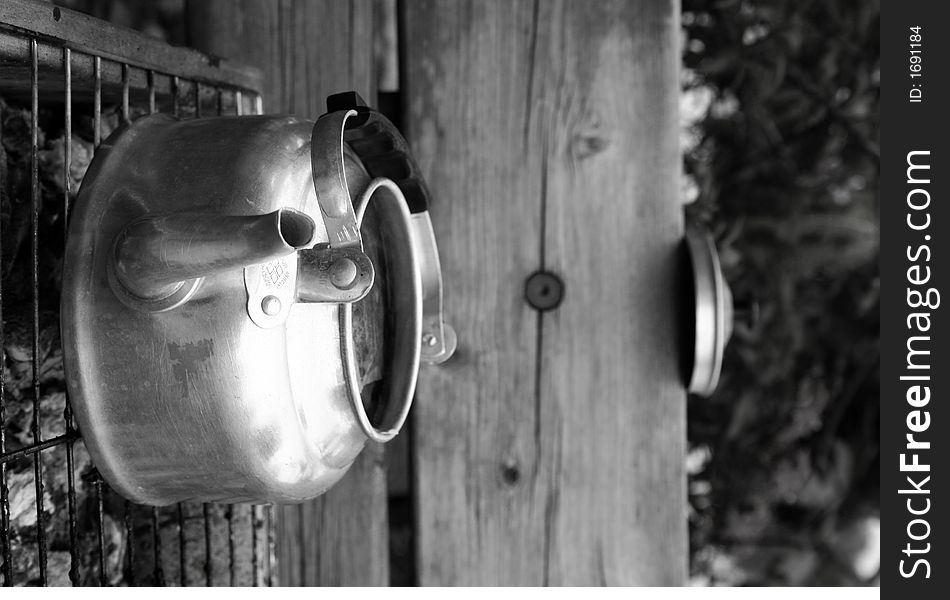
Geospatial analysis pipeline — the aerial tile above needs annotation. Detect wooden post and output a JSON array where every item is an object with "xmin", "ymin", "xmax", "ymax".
[
  {"xmin": 186, "ymin": 0, "xmax": 388, "ymax": 586},
  {"xmin": 404, "ymin": 0, "xmax": 685, "ymax": 585}
]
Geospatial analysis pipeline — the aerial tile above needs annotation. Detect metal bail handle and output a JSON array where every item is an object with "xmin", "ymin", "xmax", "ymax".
[
  {"xmin": 311, "ymin": 109, "xmax": 367, "ymax": 249},
  {"xmin": 323, "ymin": 91, "xmax": 457, "ymax": 364},
  {"xmin": 244, "ymin": 110, "xmax": 378, "ymax": 329},
  {"xmin": 411, "ymin": 212, "xmax": 457, "ymax": 364}
]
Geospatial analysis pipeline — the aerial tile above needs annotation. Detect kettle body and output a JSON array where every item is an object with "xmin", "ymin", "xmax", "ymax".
[{"xmin": 62, "ymin": 100, "xmax": 449, "ymax": 505}]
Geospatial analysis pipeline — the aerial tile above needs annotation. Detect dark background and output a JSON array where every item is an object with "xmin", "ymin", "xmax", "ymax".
[
  {"xmin": 880, "ymin": 0, "xmax": 944, "ymax": 596},
  {"xmin": 681, "ymin": 0, "xmax": 879, "ymax": 586}
]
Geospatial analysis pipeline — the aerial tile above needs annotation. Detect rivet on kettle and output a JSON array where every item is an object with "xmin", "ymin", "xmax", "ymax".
[
  {"xmin": 261, "ymin": 295, "xmax": 282, "ymax": 316},
  {"xmin": 330, "ymin": 257, "xmax": 359, "ymax": 289}
]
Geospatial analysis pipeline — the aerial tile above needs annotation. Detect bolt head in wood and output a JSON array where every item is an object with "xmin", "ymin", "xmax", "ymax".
[{"xmin": 525, "ymin": 271, "xmax": 564, "ymax": 312}]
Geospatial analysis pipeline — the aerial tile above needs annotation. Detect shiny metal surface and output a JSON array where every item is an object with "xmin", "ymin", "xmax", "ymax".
[
  {"xmin": 112, "ymin": 208, "xmax": 315, "ymax": 310},
  {"xmin": 412, "ymin": 213, "xmax": 458, "ymax": 364},
  {"xmin": 344, "ymin": 179, "xmax": 421, "ymax": 442},
  {"xmin": 310, "ymin": 109, "xmax": 365, "ymax": 246},
  {"xmin": 294, "ymin": 245, "xmax": 375, "ymax": 304},
  {"xmin": 321, "ymin": 91, "xmax": 457, "ymax": 365},
  {"xmin": 62, "ymin": 112, "xmax": 428, "ymax": 505},
  {"xmin": 685, "ymin": 224, "xmax": 734, "ymax": 396}
]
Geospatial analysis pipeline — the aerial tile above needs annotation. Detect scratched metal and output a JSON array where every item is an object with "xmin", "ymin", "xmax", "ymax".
[
  {"xmin": 0, "ymin": 8, "xmax": 266, "ymax": 585},
  {"xmin": 60, "ymin": 115, "xmax": 421, "ymax": 505}
]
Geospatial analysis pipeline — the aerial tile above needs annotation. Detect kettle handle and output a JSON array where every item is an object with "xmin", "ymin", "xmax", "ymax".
[{"xmin": 322, "ymin": 92, "xmax": 457, "ymax": 364}]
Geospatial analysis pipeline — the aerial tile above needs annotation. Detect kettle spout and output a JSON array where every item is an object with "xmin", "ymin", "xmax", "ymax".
[{"xmin": 112, "ymin": 208, "xmax": 315, "ymax": 304}]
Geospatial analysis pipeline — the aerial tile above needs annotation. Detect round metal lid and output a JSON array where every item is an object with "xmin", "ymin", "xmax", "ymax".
[{"xmin": 685, "ymin": 224, "xmax": 733, "ymax": 396}]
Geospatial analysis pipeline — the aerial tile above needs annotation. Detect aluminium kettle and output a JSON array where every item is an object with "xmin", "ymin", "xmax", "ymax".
[{"xmin": 61, "ymin": 92, "xmax": 454, "ymax": 505}]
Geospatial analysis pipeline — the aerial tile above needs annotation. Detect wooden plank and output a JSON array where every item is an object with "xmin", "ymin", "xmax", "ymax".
[
  {"xmin": 404, "ymin": 0, "xmax": 685, "ymax": 585},
  {"xmin": 536, "ymin": 0, "xmax": 685, "ymax": 585},
  {"xmin": 402, "ymin": 0, "xmax": 546, "ymax": 585},
  {"xmin": 186, "ymin": 0, "xmax": 373, "ymax": 116},
  {"xmin": 187, "ymin": 0, "xmax": 389, "ymax": 587}
]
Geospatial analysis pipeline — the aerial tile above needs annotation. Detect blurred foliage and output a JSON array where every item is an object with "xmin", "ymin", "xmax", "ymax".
[{"xmin": 681, "ymin": 0, "xmax": 880, "ymax": 586}]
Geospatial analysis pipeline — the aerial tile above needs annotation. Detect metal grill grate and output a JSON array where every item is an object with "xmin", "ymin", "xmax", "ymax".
[{"xmin": 0, "ymin": 1, "xmax": 274, "ymax": 586}]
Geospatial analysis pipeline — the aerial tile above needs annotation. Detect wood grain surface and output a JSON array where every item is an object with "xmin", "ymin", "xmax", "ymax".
[
  {"xmin": 403, "ymin": 0, "xmax": 686, "ymax": 585},
  {"xmin": 187, "ymin": 0, "xmax": 388, "ymax": 586}
]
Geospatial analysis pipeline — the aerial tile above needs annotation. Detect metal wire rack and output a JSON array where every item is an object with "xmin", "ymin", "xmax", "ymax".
[{"xmin": 0, "ymin": 0, "xmax": 275, "ymax": 586}]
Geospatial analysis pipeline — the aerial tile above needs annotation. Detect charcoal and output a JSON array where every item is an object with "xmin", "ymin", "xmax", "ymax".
[{"xmin": 1, "ymin": 93, "xmax": 270, "ymax": 586}]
